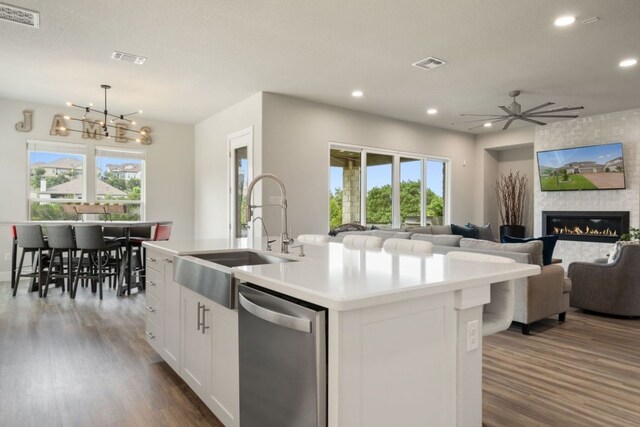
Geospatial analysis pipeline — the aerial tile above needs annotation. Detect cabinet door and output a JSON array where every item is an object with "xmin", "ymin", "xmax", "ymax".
[
  {"xmin": 181, "ymin": 287, "xmax": 212, "ymax": 399},
  {"xmin": 207, "ymin": 304, "xmax": 240, "ymax": 427},
  {"xmin": 163, "ymin": 260, "xmax": 181, "ymax": 372}
]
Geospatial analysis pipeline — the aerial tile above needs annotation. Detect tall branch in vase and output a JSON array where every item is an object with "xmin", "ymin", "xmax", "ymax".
[{"xmin": 496, "ymin": 171, "xmax": 528, "ymax": 226}]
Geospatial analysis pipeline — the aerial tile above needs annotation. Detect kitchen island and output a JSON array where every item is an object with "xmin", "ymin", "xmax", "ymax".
[{"xmin": 142, "ymin": 238, "xmax": 539, "ymax": 427}]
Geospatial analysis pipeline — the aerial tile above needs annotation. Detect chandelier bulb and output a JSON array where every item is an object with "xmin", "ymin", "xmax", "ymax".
[
  {"xmin": 131, "ymin": 121, "xmax": 137, "ymax": 125},
  {"xmin": 138, "ymin": 110, "xmax": 143, "ymax": 114},
  {"xmin": 135, "ymin": 138, "xmax": 141, "ymax": 143},
  {"xmin": 140, "ymin": 130, "xmax": 146, "ymax": 135},
  {"xmin": 110, "ymin": 119, "xmax": 114, "ymax": 123},
  {"xmin": 89, "ymin": 103, "xmax": 93, "ymax": 107},
  {"xmin": 58, "ymin": 126, "xmax": 66, "ymax": 131},
  {"xmin": 63, "ymin": 115, "xmax": 70, "ymax": 120},
  {"xmin": 65, "ymin": 102, "xmax": 72, "ymax": 107}
]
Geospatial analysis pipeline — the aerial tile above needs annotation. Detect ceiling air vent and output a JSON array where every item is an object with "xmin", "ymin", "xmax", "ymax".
[
  {"xmin": 412, "ymin": 56, "xmax": 446, "ymax": 71},
  {"xmin": 0, "ymin": 3, "xmax": 39, "ymax": 28},
  {"xmin": 111, "ymin": 51, "xmax": 147, "ymax": 65}
]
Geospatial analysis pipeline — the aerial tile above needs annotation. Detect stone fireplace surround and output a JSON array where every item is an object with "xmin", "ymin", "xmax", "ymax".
[{"xmin": 533, "ymin": 108, "xmax": 640, "ymax": 269}]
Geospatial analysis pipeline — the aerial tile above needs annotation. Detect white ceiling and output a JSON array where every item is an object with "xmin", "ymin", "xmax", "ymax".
[{"xmin": 1, "ymin": 0, "xmax": 639, "ymax": 134}]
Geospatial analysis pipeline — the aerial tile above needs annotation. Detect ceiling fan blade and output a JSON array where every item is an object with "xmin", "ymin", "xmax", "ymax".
[
  {"xmin": 467, "ymin": 118, "xmax": 507, "ymax": 130},
  {"xmin": 502, "ymin": 118, "xmax": 514, "ymax": 130},
  {"xmin": 531, "ymin": 106, "xmax": 584, "ymax": 114},
  {"xmin": 460, "ymin": 113, "xmax": 505, "ymax": 117},
  {"xmin": 498, "ymin": 106, "xmax": 513, "ymax": 115},
  {"xmin": 525, "ymin": 114, "xmax": 580, "ymax": 118},
  {"xmin": 519, "ymin": 117, "xmax": 547, "ymax": 126},
  {"xmin": 460, "ymin": 117, "xmax": 508, "ymax": 124},
  {"xmin": 520, "ymin": 102, "xmax": 555, "ymax": 115}
]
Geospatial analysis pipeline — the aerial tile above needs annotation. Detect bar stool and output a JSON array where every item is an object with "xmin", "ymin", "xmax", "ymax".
[
  {"xmin": 383, "ymin": 238, "xmax": 433, "ymax": 255},
  {"xmin": 72, "ymin": 225, "xmax": 121, "ymax": 300},
  {"xmin": 44, "ymin": 225, "xmax": 76, "ymax": 297},
  {"xmin": 297, "ymin": 234, "xmax": 328, "ymax": 245},
  {"xmin": 342, "ymin": 234, "xmax": 383, "ymax": 249},
  {"xmin": 13, "ymin": 224, "xmax": 49, "ymax": 298}
]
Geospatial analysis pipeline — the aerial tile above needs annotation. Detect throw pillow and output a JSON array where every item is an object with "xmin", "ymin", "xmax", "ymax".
[
  {"xmin": 451, "ymin": 224, "xmax": 479, "ymax": 239},
  {"xmin": 608, "ymin": 239, "xmax": 640, "ymax": 264},
  {"xmin": 431, "ymin": 225, "xmax": 453, "ymax": 235},
  {"xmin": 459, "ymin": 238, "xmax": 544, "ymax": 267},
  {"xmin": 329, "ymin": 223, "xmax": 368, "ymax": 236},
  {"xmin": 502, "ymin": 235, "xmax": 559, "ymax": 266},
  {"xmin": 467, "ymin": 223, "xmax": 495, "ymax": 241}
]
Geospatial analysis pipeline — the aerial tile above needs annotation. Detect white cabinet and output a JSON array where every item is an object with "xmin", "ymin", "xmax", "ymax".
[
  {"xmin": 180, "ymin": 286, "xmax": 213, "ymax": 399},
  {"xmin": 162, "ymin": 263, "xmax": 181, "ymax": 372}
]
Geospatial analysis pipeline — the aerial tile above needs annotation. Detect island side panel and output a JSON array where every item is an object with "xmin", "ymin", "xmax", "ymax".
[{"xmin": 328, "ymin": 292, "xmax": 457, "ymax": 426}]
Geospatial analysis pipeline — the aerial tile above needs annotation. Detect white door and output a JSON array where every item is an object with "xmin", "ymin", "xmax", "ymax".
[{"xmin": 228, "ymin": 127, "xmax": 253, "ymax": 240}]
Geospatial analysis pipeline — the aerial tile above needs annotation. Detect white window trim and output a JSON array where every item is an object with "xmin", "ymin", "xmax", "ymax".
[{"xmin": 329, "ymin": 142, "xmax": 452, "ymax": 228}]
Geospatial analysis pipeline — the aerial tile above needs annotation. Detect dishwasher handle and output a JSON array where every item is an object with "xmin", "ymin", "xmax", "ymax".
[{"xmin": 239, "ymin": 293, "xmax": 311, "ymax": 333}]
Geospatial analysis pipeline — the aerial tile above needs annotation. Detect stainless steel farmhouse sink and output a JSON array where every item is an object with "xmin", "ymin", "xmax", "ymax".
[{"xmin": 173, "ymin": 250, "xmax": 296, "ymax": 308}]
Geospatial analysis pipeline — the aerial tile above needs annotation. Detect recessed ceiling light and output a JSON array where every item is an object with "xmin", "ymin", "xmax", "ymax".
[
  {"xmin": 351, "ymin": 90, "xmax": 364, "ymax": 98},
  {"xmin": 427, "ymin": 108, "xmax": 438, "ymax": 115},
  {"xmin": 554, "ymin": 15, "xmax": 576, "ymax": 26},
  {"xmin": 483, "ymin": 122, "xmax": 493, "ymax": 128},
  {"xmin": 619, "ymin": 58, "xmax": 638, "ymax": 68}
]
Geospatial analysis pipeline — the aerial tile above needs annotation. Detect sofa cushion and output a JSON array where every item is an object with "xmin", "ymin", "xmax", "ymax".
[
  {"xmin": 502, "ymin": 235, "xmax": 559, "ymax": 266},
  {"xmin": 431, "ymin": 225, "xmax": 452, "ymax": 235},
  {"xmin": 451, "ymin": 224, "xmax": 479, "ymax": 239},
  {"xmin": 467, "ymin": 223, "xmax": 495, "ymax": 241},
  {"xmin": 411, "ymin": 233, "xmax": 462, "ymax": 247},
  {"xmin": 403, "ymin": 225, "xmax": 433, "ymax": 234},
  {"xmin": 369, "ymin": 230, "xmax": 413, "ymax": 240},
  {"xmin": 459, "ymin": 238, "xmax": 544, "ymax": 267}
]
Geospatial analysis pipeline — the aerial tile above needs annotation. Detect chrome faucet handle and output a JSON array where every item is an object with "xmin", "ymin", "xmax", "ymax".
[
  {"xmin": 266, "ymin": 239, "xmax": 276, "ymax": 251},
  {"xmin": 290, "ymin": 244, "xmax": 305, "ymax": 257}
]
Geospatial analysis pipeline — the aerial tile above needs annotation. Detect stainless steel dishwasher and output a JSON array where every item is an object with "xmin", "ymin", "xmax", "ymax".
[{"xmin": 238, "ymin": 283, "xmax": 327, "ymax": 427}]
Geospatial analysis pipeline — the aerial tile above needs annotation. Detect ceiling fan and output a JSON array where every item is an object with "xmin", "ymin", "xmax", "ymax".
[{"xmin": 460, "ymin": 90, "xmax": 584, "ymax": 130}]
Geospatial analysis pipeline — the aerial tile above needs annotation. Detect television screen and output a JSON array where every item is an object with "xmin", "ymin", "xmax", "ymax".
[{"xmin": 536, "ymin": 142, "xmax": 626, "ymax": 191}]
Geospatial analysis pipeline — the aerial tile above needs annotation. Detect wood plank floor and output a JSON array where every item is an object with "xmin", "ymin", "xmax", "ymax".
[
  {"xmin": 0, "ymin": 281, "xmax": 222, "ymax": 427},
  {"xmin": 484, "ymin": 310, "xmax": 640, "ymax": 427},
  {"xmin": 2, "ymin": 281, "xmax": 639, "ymax": 426}
]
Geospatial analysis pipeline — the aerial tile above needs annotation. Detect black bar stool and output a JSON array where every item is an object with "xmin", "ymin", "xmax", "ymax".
[
  {"xmin": 72, "ymin": 225, "xmax": 120, "ymax": 300},
  {"xmin": 13, "ymin": 224, "xmax": 49, "ymax": 298},
  {"xmin": 44, "ymin": 225, "xmax": 76, "ymax": 297}
]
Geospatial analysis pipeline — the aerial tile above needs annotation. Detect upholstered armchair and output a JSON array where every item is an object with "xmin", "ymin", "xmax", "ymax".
[{"xmin": 568, "ymin": 244, "xmax": 640, "ymax": 316}]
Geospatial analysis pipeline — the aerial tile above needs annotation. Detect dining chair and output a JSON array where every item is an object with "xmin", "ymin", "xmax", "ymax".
[
  {"xmin": 446, "ymin": 251, "xmax": 516, "ymax": 336},
  {"xmin": 13, "ymin": 224, "xmax": 49, "ymax": 297},
  {"xmin": 342, "ymin": 234, "xmax": 383, "ymax": 249},
  {"xmin": 72, "ymin": 225, "xmax": 121, "ymax": 300},
  {"xmin": 383, "ymin": 238, "xmax": 433, "ymax": 255},
  {"xmin": 44, "ymin": 225, "xmax": 76, "ymax": 297}
]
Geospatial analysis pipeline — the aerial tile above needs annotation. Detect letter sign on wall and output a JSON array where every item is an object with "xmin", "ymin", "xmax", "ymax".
[
  {"xmin": 82, "ymin": 120, "xmax": 103, "ymax": 140},
  {"xmin": 15, "ymin": 110, "xmax": 33, "ymax": 132},
  {"xmin": 50, "ymin": 114, "xmax": 69, "ymax": 136},
  {"xmin": 115, "ymin": 123, "xmax": 128, "ymax": 143}
]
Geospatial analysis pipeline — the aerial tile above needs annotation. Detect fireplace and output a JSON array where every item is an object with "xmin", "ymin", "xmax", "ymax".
[{"xmin": 542, "ymin": 211, "xmax": 629, "ymax": 243}]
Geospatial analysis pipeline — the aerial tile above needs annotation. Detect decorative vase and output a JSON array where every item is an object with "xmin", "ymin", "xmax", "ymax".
[{"xmin": 500, "ymin": 225, "xmax": 526, "ymax": 240}]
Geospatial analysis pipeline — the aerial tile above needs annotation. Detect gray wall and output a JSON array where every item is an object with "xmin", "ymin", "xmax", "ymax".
[
  {"xmin": 261, "ymin": 93, "xmax": 477, "ymax": 236},
  {"xmin": 0, "ymin": 96, "xmax": 195, "ymax": 279}
]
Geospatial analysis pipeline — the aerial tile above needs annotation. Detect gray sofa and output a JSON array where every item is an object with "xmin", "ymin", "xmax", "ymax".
[
  {"xmin": 568, "ymin": 244, "xmax": 640, "ymax": 316},
  {"xmin": 328, "ymin": 227, "xmax": 571, "ymax": 335}
]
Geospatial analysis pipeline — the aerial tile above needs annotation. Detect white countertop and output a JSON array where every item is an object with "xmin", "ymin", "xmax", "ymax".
[{"xmin": 144, "ymin": 238, "xmax": 540, "ymax": 311}]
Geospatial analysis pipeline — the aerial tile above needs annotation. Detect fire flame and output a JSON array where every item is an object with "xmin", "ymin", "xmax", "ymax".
[{"xmin": 552, "ymin": 226, "xmax": 618, "ymax": 236}]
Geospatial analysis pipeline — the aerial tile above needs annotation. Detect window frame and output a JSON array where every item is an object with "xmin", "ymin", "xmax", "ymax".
[{"xmin": 329, "ymin": 142, "xmax": 451, "ymax": 229}]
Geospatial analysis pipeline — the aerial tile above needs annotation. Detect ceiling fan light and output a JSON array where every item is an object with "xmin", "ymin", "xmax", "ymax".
[
  {"xmin": 554, "ymin": 16, "xmax": 576, "ymax": 27},
  {"xmin": 427, "ymin": 108, "xmax": 438, "ymax": 115},
  {"xmin": 619, "ymin": 58, "xmax": 638, "ymax": 68},
  {"xmin": 351, "ymin": 90, "xmax": 364, "ymax": 98}
]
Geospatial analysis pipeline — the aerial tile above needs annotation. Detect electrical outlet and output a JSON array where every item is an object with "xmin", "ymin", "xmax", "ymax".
[
  {"xmin": 3, "ymin": 253, "xmax": 10, "ymax": 262},
  {"xmin": 467, "ymin": 320, "xmax": 479, "ymax": 352}
]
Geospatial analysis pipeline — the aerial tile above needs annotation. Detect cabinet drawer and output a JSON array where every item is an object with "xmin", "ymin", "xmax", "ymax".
[
  {"xmin": 145, "ymin": 316, "xmax": 162, "ymax": 353},
  {"xmin": 145, "ymin": 291, "xmax": 163, "ymax": 325},
  {"xmin": 145, "ymin": 267, "xmax": 164, "ymax": 298},
  {"xmin": 145, "ymin": 250, "xmax": 163, "ymax": 272}
]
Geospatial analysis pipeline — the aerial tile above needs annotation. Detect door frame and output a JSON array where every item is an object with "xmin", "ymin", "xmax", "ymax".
[{"xmin": 228, "ymin": 126, "xmax": 253, "ymax": 240}]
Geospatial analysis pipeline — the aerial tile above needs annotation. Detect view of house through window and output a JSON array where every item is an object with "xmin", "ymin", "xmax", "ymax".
[
  {"xmin": 329, "ymin": 144, "xmax": 449, "ymax": 230},
  {"xmin": 28, "ymin": 142, "xmax": 85, "ymax": 220},
  {"xmin": 95, "ymin": 148, "xmax": 145, "ymax": 220},
  {"xmin": 28, "ymin": 141, "xmax": 145, "ymax": 220}
]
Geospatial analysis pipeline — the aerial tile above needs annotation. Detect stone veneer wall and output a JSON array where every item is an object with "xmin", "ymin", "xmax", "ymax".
[
  {"xmin": 534, "ymin": 108, "xmax": 640, "ymax": 269},
  {"xmin": 342, "ymin": 162, "xmax": 361, "ymax": 223}
]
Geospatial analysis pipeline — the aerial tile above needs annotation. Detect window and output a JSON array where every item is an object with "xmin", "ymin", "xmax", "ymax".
[
  {"xmin": 329, "ymin": 148, "xmax": 362, "ymax": 229},
  {"xmin": 329, "ymin": 144, "xmax": 449, "ymax": 229},
  {"xmin": 233, "ymin": 146, "xmax": 248, "ymax": 238},
  {"xmin": 95, "ymin": 148, "xmax": 145, "ymax": 220},
  {"xmin": 28, "ymin": 141, "xmax": 86, "ymax": 220},
  {"xmin": 366, "ymin": 153, "xmax": 393, "ymax": 228},
  {"xmin": 27, "ymin": 141, "xmax": 146, "ymax": 220}
]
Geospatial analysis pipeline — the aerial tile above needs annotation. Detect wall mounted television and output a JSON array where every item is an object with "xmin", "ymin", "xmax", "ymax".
[{"xmin": 536, "ymin": 142, "xmax": 626, "ymax": 191}]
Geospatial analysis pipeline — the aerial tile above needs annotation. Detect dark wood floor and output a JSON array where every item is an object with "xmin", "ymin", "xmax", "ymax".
[
  {"xmin": 0, "ymin": 281, "xmax": 222, "ymax": 427},
  {"xmin": 3, "ymin": 281, "xmax": 639, "ymax": 426},
  {"xmin": 484, "ymin": 310, "xmax": 640, "ymax": 427}
]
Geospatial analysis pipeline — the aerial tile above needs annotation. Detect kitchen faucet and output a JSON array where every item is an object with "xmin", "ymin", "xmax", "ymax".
[
  {"xmin": 246, "ymin": 173, "xmax": 293, "ymax": 254},
  {"xmin": 252, "ymin": 216, "xmax": 275, "ymax": 251}
]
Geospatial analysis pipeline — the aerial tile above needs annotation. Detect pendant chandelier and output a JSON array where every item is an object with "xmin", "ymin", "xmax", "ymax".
[{"xmin": 63, "ymin": 84, "xmax": 148, "ymax": 142}]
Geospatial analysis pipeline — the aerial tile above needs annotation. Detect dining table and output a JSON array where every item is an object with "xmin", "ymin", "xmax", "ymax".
[{"xmin": 3, "ymin": 220, "xmax": 172, "ymax": 297}]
